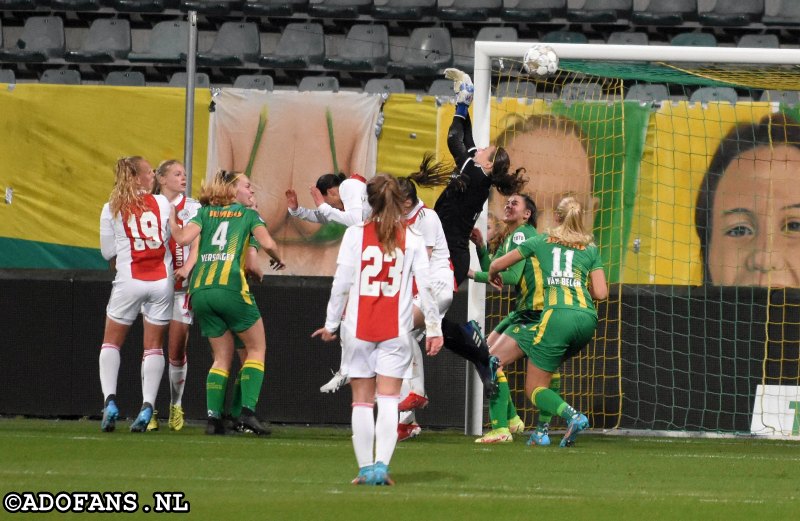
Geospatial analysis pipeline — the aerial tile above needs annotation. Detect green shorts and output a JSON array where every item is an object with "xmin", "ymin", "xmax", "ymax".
[
  {"xmin": 494, "ymin": 310, "xmax": 542, "ymax": 350},
  {"xmin": 522, "ymin": 308, "xmax": 598, "ymax": 373},
  {"xmin": 190, "ymin": 288, "xmax": 261, "ymax": 340}
]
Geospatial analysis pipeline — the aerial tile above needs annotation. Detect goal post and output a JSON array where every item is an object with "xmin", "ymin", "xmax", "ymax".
[{"xmin": 467, "ymin": 41, "xmax": 800, "ymax": 439}]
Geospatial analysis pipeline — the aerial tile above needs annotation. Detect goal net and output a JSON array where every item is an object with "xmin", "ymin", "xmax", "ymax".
[{"xmin": 470, "ymin": 42, "xmax": 800, "ymax": 437}]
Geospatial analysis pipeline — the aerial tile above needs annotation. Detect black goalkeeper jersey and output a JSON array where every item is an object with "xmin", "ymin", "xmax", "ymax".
[{"xmin": 434, "ymin": 113, "xmax": 493, "ymax": 285}]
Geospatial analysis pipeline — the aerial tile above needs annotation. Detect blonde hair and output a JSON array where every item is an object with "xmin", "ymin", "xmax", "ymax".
[
  {"xmin": 152, "ymin": 159, "xmax": 183, "ymax": 195},
  {"xmin": 109, "ymin": 156, "xmax": 149, "ymax": 216},
  {"xmin": 366, "ymin": 174, "xmax": 406, "ymax": 255},
  {"xmin": 199, "ymin": 169, "xmax": 242, "ymax": 207},
  {"xmin": 548, "ymin": 196, "xmax": 594, "ymax": 246}
]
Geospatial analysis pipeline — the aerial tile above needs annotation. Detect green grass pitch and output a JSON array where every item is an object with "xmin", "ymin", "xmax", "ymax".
[{"xmin": 0, "ymin": 418, "xmax": 797, "ymax": 520}]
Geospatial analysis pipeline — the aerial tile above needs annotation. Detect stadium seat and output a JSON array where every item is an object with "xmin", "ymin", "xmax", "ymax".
[
  {"xmin": 760, "ymin": 89, "xmax": 800, "ymax": 106},
  {"xmin": 372, "ymin": 0, "xmax": 435, "ymax": 20},
  {"xmin": 168, "ymin": 72, "xmax": 211, "ymax": 88},
  {"xmin": 179, "ymin": 0, "xmax": 234, "ymax": 14},
  {"xmin": 763, "ymin": 0, "xmax": 800, "ymax": 25},
  {"xmin": 259, "ymin": 23, "xmax": 325, "ymax": 69},
  {"xmin": 631, "ymin": 0, "xmax": 696, "ymax": 25},
  {"xmin": 737, "ymin": 34, "xmax": 779, "ymax": 48},
  {"xmin": 0, "ymin": 68, "xmax": 15, "ymax": 83},
  {"xmin": 437, "ymin": 0, "xmax": 502, "ymax": 22},
  {"xmin": 110, "ymin": 0, "xmax": 166, "ymax": 12},
  {"xmin": 697, "ymin": 0, "xmax": 763, "ymax": 27},
  {"xmin": 542, "ymin": 30, "xmax": 588, "ymax": 44},
  {"xmin": 105, "ymin": 70, "xmax": 146, "ymax": 86},
  {"xmin": 40, "ymin": 68, "xmax": 81, "ymax": 84},
  {"xmin": 670, "ymin": 32, "xmax": 717, "ymax": 47},
  {"xmin": 308, "ymin": 0, "xmax": 372, "ymax": 18},
  {"xmin": 690, "ymin": 86, "xmax": 737, "ymax": 104},
  {"xmin": 0, "ymin": 0, "xmax": 39, "ymax": 8},
  {"xmin": 560, "ymin": 81, "xmax": 604, "ymax": 101},
  {"xmin": 0, "ymin": 16, "xmax": 65, "ymax": 63},
  {"xmin": 298, "ymin": 75, "xmax": 339, "ymax": 92},
  {"xmin": 197, "ymin": 22, "xmax": 260, "ymax": 67},
  {"xmin": 494, "ymin": 80, "xmax": 537, "ymax": 100},
  {"xmin": 502, "ymin": 0, "xmax": 565, "ymax": 22},
  {"xmin": 243, "ymin": 0, "xmax": 309, "ymax": 15},
  {"xmin": 428, "ymin": 78, "xmax": 454, "ymax": 97},
  {"xmin": 364, "ymin": 77, "xmax": 405, "ymax": 95},
  {"xmin": 65, "ymin": 19, "xmax": 131, "ymax": 63},
  {"xmin": 387, "ymin": 27, "xmax": 453, "ymax": 77},
  {"xmin": 625, "ymin": 83, "xmax": 670, "ymax": 103},
  {"xmin": 607, "ymin": 31, "xmax": 648, "ymax": 45},
  {"xmin": 324, "ymin": 24, "xmax": 389, "ymax": 71},
  {"xmin": 128, "ymin": 21, "xmax": 188, "ymax": 64},
  {"xmin": 50, "ymin": 0, "xmax": 103, "ymax": 10},
  {"xmin": 233, "ymin": 74, "xmax": 274, "ymax": 90},
  {"xmin": 566, "ymin": 0, "xmax": 632, "ymax": 23},
  {"xmin": 453, "ymin": 26, "xmax": 518, "ymax": 72}
]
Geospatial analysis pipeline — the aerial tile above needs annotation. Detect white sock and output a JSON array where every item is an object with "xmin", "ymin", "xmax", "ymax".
[
  {"xmin": 375, "ymin": 394, "xmax": 400, "ymax": 466},
  {"xmin": 99, "ymin": 344, "xmax": 121, "ymax": 401},
  {"xmin": 169, "ymin": 358, "xmax": 188, "ymax": 406},
  {"xmin": 141, "ymin": 349, "xmax": 165, "ymax": 406},
  {"xmin": 351, "ymin": 403, "xmax": 375, "ymax": 469},
  {"xmin": 407, "ymin": 343, "xmax": 426, "ymax": 395}
]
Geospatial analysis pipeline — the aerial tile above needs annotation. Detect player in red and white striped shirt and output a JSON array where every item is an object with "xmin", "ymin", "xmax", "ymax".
[
  {"xmin": 98, "ymin": 156, "xmax": 173, "ymax": 434},
  {"xmin": 313, "ymin": 174, "xmax": 443, "ymax": 486}
]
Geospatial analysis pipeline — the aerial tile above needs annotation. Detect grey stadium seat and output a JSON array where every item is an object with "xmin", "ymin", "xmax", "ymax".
[
  {"xmin": 308, "ymin": 0, "xmax": 372, "ymax": 18},
  {"xmin": 607, "ymin": 31, "xmax": 648, "ymax": 45},
  {"xmin": 560, "ymin": 81, "xmax": 604, "ymax": 102},
  {"xmin": 0, "ymin": 0, "xmax": 38, "ymax": 8},
  {"xmin": 737, "ymin": 34, "xmax": 779, "ymax": 48},
  {"xmin": 259, "ymin": 23, "xmax": 325, "ymax": 69},
  {"xmin": 364, "ymin": 78, "xmax": 405, "ymax": 95},
  {"xmin": 567, "ymin": 0, "xmax": 632, "ymax": 23},
  {"xmin": 437, "ymin": 0, "xmax": 502, "ymax": 22},
  {"xmin": 495, "ymin": 80, "xmax": 537, "ymax": 100},
  {"xmin": 298, "ymin": 76, "xmax": 339, "ymax": 92},
  {"xmin": 454, "ymin": 26, "xmax": 518, "ymax": 72},
  {"xmin": 502, "ymin": 0, "xmax": 565, "ymax": 22},
  {"xmin": 763, "ymin": 0, "xmax": 800, "ymax": 25},
  {"xmin": 50, "ymin": 0, "xmax": 103, "ymax": 9},
  {"xmin": 372, "ymin": 0, "xmax": 436, "ymax": 20},
  {"xmin": 697, "ymin": 0, "xmax": 764, "ymax": 26},
  {"xmin": 324, "ymin": 24, "xmax": 389, "ymax": 71},
  {"xmin": 625, "ymin": 83, "xmax": 670, "ymax": 103},
  {"xmin": 179, "ymin": 0, "xmax": 235, "ymax": 15},
  {"xmin": 387, "ymin": 27, "xmax": 453, "ymax": 77},
  {"xmin": 110, "ymin": 0, "xmax": 166, "ymax": 12},
  {"xmin": 105, "ymin": 71, "xmax": 146, "ymax": 86},
  {"xmin": 233, "ymin": 74, "xmax": 274, "ymax": 91},
  {"xmin": 41, "ymin": 68, "xmax": 81, "ymax": 85},
  {"xmin": 168, "ymin": 72, "xmax": 211, "ymax": 88},
  {"xmin": 0, "ymin": 16, "xmax": 65, "ymax": 63},
  {"xmin": 690, "ymin": 87, "xmax": 738, "ymax": 105},
  {"xmin": 0, "ymin": 68, "xmax": 15, "ymax": 84},
  {"xmin": 243, "ymin": 0, "xmax": 309, "ymax": 16},
  {"xmin": 542, "ymin": 30, "xmax": 588, "ymax": 44},
  {"xmin": 197, "ymin": 22, "xmax": 260, "ymax": 67},
  {"xmin": 760, "ymin": 90, "xmax": 800, "ymax": 106},
  {"xmin": 631, "ymin": 0, "xmax": 696, "ymax": 25},
  {"xmin": 671, "ymin": 32, "xmax": 717, "ymax": 47},
  {"xmin": 65, "ymin": 19, "xmax": 131, "ymax": 63},
  {"xmin": 128, "ymin": 21, "xmax": 189, "ymax": 64},
  {"xmin": 428, "ymin": 78, "xmax": 455, "ymax": 97}
]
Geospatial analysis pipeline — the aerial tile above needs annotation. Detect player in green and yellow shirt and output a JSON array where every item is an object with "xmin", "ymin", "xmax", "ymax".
[
  {"xmin": 170, "ymin": 169, "xmax": 285, "ymax": 436},
  {"xmin": 489, "ymin": 196, "xmax": 607, "ymax": 448}
]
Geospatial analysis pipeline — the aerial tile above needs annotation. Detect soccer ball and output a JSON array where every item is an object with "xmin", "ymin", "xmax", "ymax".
[{"xmin": 523, "ymin": 45, "xmax": 559, "ymax": 76}]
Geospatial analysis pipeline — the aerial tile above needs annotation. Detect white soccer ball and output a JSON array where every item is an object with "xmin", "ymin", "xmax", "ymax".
[{"xmin": 523, "ymin": 45, "xmax": 559, "ymax": 76}]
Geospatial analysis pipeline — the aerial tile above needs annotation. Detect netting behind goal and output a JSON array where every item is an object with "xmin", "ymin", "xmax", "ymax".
[{"xmin": 477, "ymin": 45, "xmax": 800, "ymax": 437}]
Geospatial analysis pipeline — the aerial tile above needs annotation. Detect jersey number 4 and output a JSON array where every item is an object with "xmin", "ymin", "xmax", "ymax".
[
  {"xmin": 127, "ymin": 211, "xmax": 163, "ymax": 251},
  {"xmin": 360, "ymin": 245, "xmax": 403, "ymax": 297}
]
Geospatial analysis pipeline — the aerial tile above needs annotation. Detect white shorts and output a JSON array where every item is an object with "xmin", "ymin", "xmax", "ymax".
[
  {"xmin": 171, "ymin": 291, "xmax": 194, "ymax": 325},
  {"xmin": 107, "ymin": 277, "xmax": 173, "ymax": 326},
  {"xmin": 413, "ymin": 275, "xmax": 455, "ymax": 317},
  {"xmin": 342, "ymin": 326, "xmax": 415, "ymax": 380}
]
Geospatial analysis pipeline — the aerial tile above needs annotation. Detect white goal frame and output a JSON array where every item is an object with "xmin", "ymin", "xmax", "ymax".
[{"xmin": 465, "ymin": 41, "xmax": 800, "ymax": 436}]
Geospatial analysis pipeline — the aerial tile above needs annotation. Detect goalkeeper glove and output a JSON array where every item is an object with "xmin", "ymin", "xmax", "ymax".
[{"xmin": 444, "ymin": 68, "xmax": 474, "ymax": 106}]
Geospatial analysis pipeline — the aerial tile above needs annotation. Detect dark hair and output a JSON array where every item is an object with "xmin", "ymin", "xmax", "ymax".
[
  {"xmin": 315, "ymin": 172, "xmax": 347, "ymax": 195},
  {"xmin": 397, "ymin": 152, "xmax": 451, "ymax": 206},
  {"xmin": 520, "ymin": 192, "xmax": 537, "ymax": 228},
  {"xmin": 488, "ymin": 146, "xmax": 528, "ymax": 196},
  {"xmin": 695, "ymin": 112, "xmax": 800, "ymax": 282}
]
